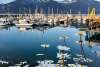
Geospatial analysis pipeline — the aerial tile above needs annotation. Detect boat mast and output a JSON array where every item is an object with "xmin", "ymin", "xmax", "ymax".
[
  {"xmin": 18, "ymin": 8, "xmax": 21, "ymax": 20},
  {"xmin": 70, "ymin": 9, "xmax": 72, "ymax": 15},
  {"xmin": 29, "ymin": 8, "xmax": 32, "ymax": 19},
  {"xmin": 35, "ymin": 5, "xmax": 38, "ymax": 15},
  {"xmin": 6, "ymin": 4, "xmax": 10, "ymax": 16},
  {"xmin": 48, "ymin": 7, "xmax": 50, "ymax": 15},
  {"xmin": 52, "ymin": 8, "xmax": 54, "ymax": 17},
  {"xmin": 57, "ymin": 8, "xmax": 59, "ymax": 15}
]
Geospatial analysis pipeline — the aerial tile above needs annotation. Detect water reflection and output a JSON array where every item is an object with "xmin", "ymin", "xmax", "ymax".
[
  {"xmin": 0, "ymin": 25, "xmax": 99, "ymax": 67},
  {"xmin": 75, "ymin": 31, "xmax": 93, "ymax": 66}
]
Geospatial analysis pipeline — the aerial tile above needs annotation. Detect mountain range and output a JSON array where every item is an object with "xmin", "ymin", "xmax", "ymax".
[{"xmin": 0, "ymin": 0, "xmax": 100, "ymax": 14}]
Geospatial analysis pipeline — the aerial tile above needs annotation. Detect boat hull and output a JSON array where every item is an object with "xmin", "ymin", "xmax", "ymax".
[{"xmin": 15, "ymin": 24, "xmax": 33, "ymax": 26}]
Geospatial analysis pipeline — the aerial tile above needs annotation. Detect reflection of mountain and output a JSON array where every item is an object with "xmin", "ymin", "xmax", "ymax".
[{"xmin": 0, "ymin": 0, "xmax": 100, "ymax": 14}]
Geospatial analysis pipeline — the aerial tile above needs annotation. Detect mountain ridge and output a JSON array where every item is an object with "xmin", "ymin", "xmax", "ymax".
[{"xmin": 0, "ymin": 0, "xmax": 100, "ymax": 14}]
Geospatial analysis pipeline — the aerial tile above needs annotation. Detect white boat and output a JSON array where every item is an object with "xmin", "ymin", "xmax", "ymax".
[
  {"xmin": 16, "ymin": 24, "xmax": 33, "ymax": 26},
  {"xmin": 15, "ymin": 19, "xmax": 33, "ymax": 26},
  {"xmin": 0, "ymin": 23, "xmax": 7, "ymax": 26},
  {"xmin": 0, "ymin": 18, "xmax": 11, "ymax": 25},
  {"xmin": 0, "ymin": 18, "xmax": 8, "ymax": 26}
]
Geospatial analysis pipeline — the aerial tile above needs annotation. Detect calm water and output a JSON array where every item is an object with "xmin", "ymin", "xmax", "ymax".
[{"xmin": 0, "ymin": 26, "xmax": 100, "ymax": 67}]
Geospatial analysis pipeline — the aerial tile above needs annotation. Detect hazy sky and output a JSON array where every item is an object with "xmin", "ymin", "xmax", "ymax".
[{"xmin": 0, "ymin": 0, "xmax": 100, "ymax": 4}]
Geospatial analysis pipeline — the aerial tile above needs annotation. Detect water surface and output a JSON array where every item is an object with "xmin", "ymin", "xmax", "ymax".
[{"xmin": 0, "ymin": 26, "xmax": 100, "ymax": 67}]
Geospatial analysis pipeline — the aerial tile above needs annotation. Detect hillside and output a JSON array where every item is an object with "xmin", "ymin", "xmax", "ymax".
[{"xmin": 0, "ymin": 0, "xmax": 100, "ymax": 14}]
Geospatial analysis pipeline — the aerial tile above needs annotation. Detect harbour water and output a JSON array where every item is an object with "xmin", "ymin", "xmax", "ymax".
[{"xmin": 0, "ymin": 25, "xmax": 99, "ymax": 67}]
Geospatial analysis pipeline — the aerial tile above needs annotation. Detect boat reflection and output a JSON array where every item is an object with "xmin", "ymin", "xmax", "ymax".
[
  {"xmin": 16, "ymin": 26, "xmax": 32, "ymax": 32},
  {"xmin": 0, "ymin": 25, "xmax": 99, "ymax": 67},
  {"xmin": 0, "ymin": 25, "xmax": 11, "ymax": 31},
  {"xmin": 74, "ymin": 31, "xmax": 93, "ymax": 65}
]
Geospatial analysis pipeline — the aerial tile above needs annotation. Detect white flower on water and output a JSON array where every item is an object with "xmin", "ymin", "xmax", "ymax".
[{"xmin": 57, "ymin": 45, "xmax": 70, "ymax": 51}]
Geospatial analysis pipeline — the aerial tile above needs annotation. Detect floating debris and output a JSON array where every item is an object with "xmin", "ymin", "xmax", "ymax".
[
  {"xmin": 36, "ymin": 54, "xmax": 45, "ymax": 56},
  {"xmin": 0, "ymin": 60, "xmax": 8, "ymax": 64},
  {"xmin": 20, "ymin": 61, "xmax": 27, "ymax": 64},
  {"xmin": 68, "ymin": 64, "xmax": 88, "ymax": 67},
  {"xmin": 59, "ymin": 35, "xmax": 69, "ymax": 40},
  {"xmin": 41, "ymin": 44, "xmax": 50, "ymax": 48},
  {"xmin": 36, "ymin": 60, "xmax": 58, "ymax": 67},
  {"xmin": 9, "ymin": 61, "xmax": 29, "ymax": 67},
  {"xmin": 95, "ymin": 51, "xmax": 100, "ymax": 57},
  {"xmin": 92, "ymin": 51, "xmax": 100, "ymax": 57},
  {"xmin": 57, "ymin": 45, "xmax": 70, "ymax": 51},
  {"xmin": 57, "ymin": 53, "xmax": 71, "ymax": 59},
  {"xmin": 73, "ymin": 57, "xmax": 93, "ymax": 63}
]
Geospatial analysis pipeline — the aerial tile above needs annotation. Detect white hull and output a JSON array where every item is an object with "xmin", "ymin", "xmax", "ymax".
[
  {"xmin": 15, "ymin": 24, "xmax": 33, "ymax": 26},
  {"xmin": 0, "ymin": 23, "xmax": 7, "ymax": 26}
]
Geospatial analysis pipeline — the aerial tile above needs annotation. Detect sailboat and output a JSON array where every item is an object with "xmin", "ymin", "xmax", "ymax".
[
  {"xmin": 15, "ymin": 8, "xmax": 33, "ymax": 26},
  {"xmin": 0, "ymin": 18, "xmax": 7, "ymax": 26}
]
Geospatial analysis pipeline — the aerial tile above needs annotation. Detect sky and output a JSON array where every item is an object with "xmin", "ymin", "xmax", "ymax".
[{"xmin": 0, "ymin": 0, "xmax": 100, "ymax": 4}]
